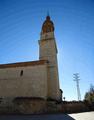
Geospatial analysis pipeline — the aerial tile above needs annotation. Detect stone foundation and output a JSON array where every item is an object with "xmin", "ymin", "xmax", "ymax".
[
  {"xmin": 0, "ymin": 98, "xmax": 93, "ymax": 114},
  {"xmin": 0, "ymin": 97, "xmax": 62, "ymax": 114}
]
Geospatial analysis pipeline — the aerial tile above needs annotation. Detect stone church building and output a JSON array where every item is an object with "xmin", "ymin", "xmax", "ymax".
[{"xmin": 0, "ymin": 15, "xmax": 62, "ymax": 113}]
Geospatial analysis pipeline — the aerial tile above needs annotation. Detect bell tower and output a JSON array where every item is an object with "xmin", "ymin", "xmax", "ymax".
[{"xmin": 39, "ymin": 15, "xmax": 61, "ymax": 101}]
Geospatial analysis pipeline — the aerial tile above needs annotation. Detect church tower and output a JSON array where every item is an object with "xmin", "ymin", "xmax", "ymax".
[{"xmin": 39, "ymin": 15, "xmax": 61, "ymax": 101}]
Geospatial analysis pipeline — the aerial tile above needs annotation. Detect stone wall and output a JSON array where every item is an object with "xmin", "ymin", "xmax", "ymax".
[
  {"xmin": 13, "ymin": 98, "xmax": 47, "ymax": 114},
  {"xmin": 0, "ymin": 98, "xmax": 46, "ymax": 114},
  {"xmin": 0, "ymin": 64, "xmax": 48, "ymax": 99},
  {"xmin": 39, "ymin": 32, "xmax": 60, "ymax": 101},
  {"xmin": 0, "ymin": 99, "xmax": 93, "ymax": 114},
  {"xmin": 0, "ymin": 98, "xmax": 62, "ymax": 114},
  {"xmin": 61, "ymin": 101, "xmax": 94, "ymax": 113}
]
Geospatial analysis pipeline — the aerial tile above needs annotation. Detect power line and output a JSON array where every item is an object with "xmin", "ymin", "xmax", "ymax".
[{"xmin": 73, "ymin": 73, "xmax": 81, "ymax": 101}]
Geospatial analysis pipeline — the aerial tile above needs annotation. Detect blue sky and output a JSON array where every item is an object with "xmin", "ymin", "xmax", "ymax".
[{"xmin": 0, "ymin": 0, "xmax": 94, "ymax": 101}]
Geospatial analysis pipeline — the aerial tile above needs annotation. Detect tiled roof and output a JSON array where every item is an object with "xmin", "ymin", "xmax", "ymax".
[{"xmin": 0, "ymin": 60, "xmax": 48, "ymax": 69}]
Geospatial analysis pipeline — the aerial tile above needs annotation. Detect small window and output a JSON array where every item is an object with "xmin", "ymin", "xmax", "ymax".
[
  {"xmin": 0, "ymin": 98, "xmax": 2, "ymax": 103},
  {"xmin": 20, "ymin": 70, "xmax": 23, "ymax": 76}
]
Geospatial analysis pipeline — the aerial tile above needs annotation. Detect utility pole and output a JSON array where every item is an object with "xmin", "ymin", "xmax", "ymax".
[{"xmin": 73, "ymin": 73, "xmax": 81, "ymax": 101}]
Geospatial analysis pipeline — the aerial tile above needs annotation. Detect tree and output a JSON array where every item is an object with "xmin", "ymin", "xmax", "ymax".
[{"xmin": 84, "ymin": 84, "xmax": 94, "ymax": 103}]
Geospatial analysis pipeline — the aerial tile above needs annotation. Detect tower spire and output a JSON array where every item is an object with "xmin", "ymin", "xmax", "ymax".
[
  {"xmin": 41, "ymin": 13, "xmax": 54, "ymax": 34},
  {"xmin": 47, "ymin": 11, "xmax": 50, "ymax": 17}
]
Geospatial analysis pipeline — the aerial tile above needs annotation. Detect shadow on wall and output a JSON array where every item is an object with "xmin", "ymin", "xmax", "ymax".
[{"xmin": 0, "ymin": 114, "xmax": 75, "ymax": 120}]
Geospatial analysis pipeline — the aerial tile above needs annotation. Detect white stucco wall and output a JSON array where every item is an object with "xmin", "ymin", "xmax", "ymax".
[{"xmin": 0, "ymin": 64, "xmax": 48, "ymax": 99}]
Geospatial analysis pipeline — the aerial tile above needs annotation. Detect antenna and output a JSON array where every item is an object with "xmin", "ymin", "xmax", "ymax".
[{"xmin": 73, "ymin": 73, "xmax": 81, "ymax": 101}]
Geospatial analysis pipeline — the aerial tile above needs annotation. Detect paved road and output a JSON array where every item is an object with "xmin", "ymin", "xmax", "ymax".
[
  {"xmin": 69, "ymin": 111, "xmax": 94, "ymax": 120},
  {"xmin": 0, "ymin": 112, "xmax": 94, "ymax": 120}
]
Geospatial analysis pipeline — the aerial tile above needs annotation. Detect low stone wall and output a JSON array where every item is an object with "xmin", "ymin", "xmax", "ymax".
[
  {"xmin": 14, "ymin": 98, "xmax": 47, "ymax": 114},
  {"xmin": 0, "ymin": 97, "xmax": 47, "ymax": 114},
  {"xmin": 61, "ymin": 101, "xmax": 94, "ymax": 113},
  {"xmin": 0, "ymin": 98, "xmax": 94, "ymax": 114},
  {"xmin": 0, "ymin": 97, "xmax": 62, "ymax": 114}
]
